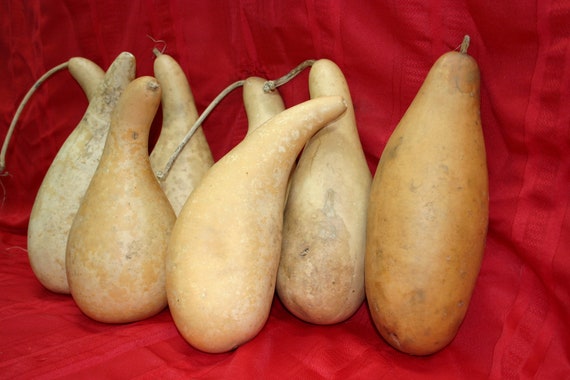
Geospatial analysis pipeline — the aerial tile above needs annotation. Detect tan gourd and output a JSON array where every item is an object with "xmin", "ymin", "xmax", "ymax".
[
  {"xmin": 66, "ymin": 76, "xmax": 176, "ymax": 323},
  {"xmin": 243, "ymin": 76, "xmax": 293, "ymax": 201},
  {"xmin": 365, "ymin": 37, "xmax": 488, "ymax": 355},
  {"xmin": 27, "ymin": 52, "xmax": 135, "ymax": 294},
  {"xmin": 276, "ymin": 59, "xmax": 371, "ymax": 325},
  {"xmin": 242, "ymin": 76, "xmax": 285, "ymax": 134},
  {"xmin": 166, "ymin": 95, "xmax": 347, "ymax": 353},
  {"xmin": 149, "ymin": 52, "xmax": 213, "ymax": 215}
]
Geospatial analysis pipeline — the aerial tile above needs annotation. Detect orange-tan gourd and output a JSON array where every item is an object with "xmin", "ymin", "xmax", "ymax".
[
  {"xmin": 27, "ymin": 52, "xmax": 135, "ymax": 294},
  {"xmin": 149, "ymin": 52, "xmax": 213, "ymax": 215},
  {"xmin": 166, "ymin": 95, "xmax": 347, "ymax": 353},
  {"xmin": 365, "ymin": 41, "xmax": 488, "ymax": 356},
  {"xmin": 276, "ymin": 59, "xmax": 371, "ymax": 325},
  {"xmin": 66, "ymin": 76, "xmax": 176, "ymax": 323}
]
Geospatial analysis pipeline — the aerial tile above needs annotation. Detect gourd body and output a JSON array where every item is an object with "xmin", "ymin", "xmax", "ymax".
[
  {"xmin": 365, "ymin": 50, "xmax": 488, "ymax": 355},
  {"xmin": 277, "ymin": 59, "xmax": 371, "ymax": 324},
  {"xmin": 28, "ymin": 52, "xmax": 135, "ymax": 294},
  {"xmin": 150, "ymin": 53, "xmax": 213, "ymax": 215},
  {"xmin": 66, "ymin": 76, "xmax": 176, "ymax": 323},
  {"xmin": 166, "ymin": 96, "xmax": 347, "ymax": 353}
]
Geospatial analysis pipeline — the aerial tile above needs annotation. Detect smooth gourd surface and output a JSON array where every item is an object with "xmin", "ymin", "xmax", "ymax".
[
  {"xmin": 365, "ymin": 49, "xmax": 488, "ymax": 356},
  {"xmin": 166, "ymin": 96, "xmax": 347, "ymax": 353}
]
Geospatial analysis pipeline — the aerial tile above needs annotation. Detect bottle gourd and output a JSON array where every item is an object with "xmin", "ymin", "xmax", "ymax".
[
  {"xmin": 66, "ymin": 76, "xmax": 176, "ymax": 323},
  {"xmin": 277, "ymin": 59, "xmax": 371, "ymax": 325},
  {"xmin": 166, "ymin": 96, "xmax": 347, "ymax": 353},
  {"xmin": 365, "ymin": 37, "xmax": 489, "ymax": 355},
  {"xmin": 28, "ymin": 52, "xmax": 135, "ymax": 294}
]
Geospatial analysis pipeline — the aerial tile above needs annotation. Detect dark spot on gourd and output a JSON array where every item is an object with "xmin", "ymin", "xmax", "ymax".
[
  {"xmin": 386, "ymin": 136, "xmax": 403, "ymax": 160},
  {"xmin": 375, "ymin": 248, "xmax": 384, "ymax": 257},
  {"xmin": 299, "ymin": 248, "xmax": 309, "ymax": 257},
  {"xmin": 411, "ymin": 288, "xmax": 426, "ymax": 304},
  {"xmin": 409, "ymin": 180, "xmax": 421, "ymax": 192},
  {"xmin": 132, "ymin": 132, "xmax": 139, "ymax": 140}
]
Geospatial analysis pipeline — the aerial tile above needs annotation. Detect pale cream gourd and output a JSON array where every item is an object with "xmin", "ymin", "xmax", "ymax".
[
  {"xmin": 365, "ymin": 40, "xmax": 488, "ymax": 355},
  {"xmin": 149, "ymin": 52, "xmax": 213, "ymax": 216},
  {"xmin": 242, "ymin": 76, "xmax": 285, "ymax": 134},
  {"xmin": 277, "ymin": 59, "xmax": 371, "ymax": 325},
  {"xmin": 243, "ymin": 76, "xmax": 292, "ymax": 200},
  {"xmin": 27, "ymin": 52, "xmax": 135, "ymax": 294},
  {"xmin": 166, "ymin": 95, "xmax": 347, "ymax": 353},
  {"xmin": 67, "ymin": 57, "xmax": 105, "ymax": 101},
  {"xmin": 66, "ymin": 76, "xmax": 176, "ymax": 323}
]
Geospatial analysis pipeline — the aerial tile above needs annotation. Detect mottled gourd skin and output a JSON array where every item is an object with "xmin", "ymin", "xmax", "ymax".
[
  {"xmin": 166, "ymin": 96, "xmax": 347, "ymax": 354},
  {"xmin": 66, "ymin": 77, "xmax": 176, "ymax": 324},
  {"xmin": 150, "ymin": 53, "xmax": 213, "ymax": 216},
  {"xmin": 27, "ymin": 52, "xmax": 135, "ymax": 294},
  {"xmin": 277, "ymin": 59, "xmax": 372, "ymax": 325},
  {"xmin": 365, "ymin": 49, "xmax": 488, "ymax": 356}
]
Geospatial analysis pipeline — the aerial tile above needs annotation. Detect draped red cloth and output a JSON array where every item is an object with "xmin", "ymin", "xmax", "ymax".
[{"xmin": 1, "ymin": 1, "xmax": 568, "ymax": 379}]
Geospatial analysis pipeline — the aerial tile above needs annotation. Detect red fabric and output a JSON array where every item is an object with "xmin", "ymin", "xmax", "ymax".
[{"xmin": 1, "ymin": 1, "xmax": 569, "ymax": 378}]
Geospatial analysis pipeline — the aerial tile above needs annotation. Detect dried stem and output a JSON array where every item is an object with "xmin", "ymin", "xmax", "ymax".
[
  {"xmin": 460, "ymin": 35, "xmax": 471, "ymax": 54},
  {"xmin": 263, "ymin": 59, "xmax": 316, "ymax": 93},
  {"xmin": 155, "ymin": 79, "xmax": 245, "ymax": 180},
  {"xmin": 148, "ymin": 35, "xmax": 167, "ymax": 56},
  {"xmin": 1, "ymin": 62, "xmax": 69, "ymax": 175},
  {"xmin": 156, "ymin": 59, "xmax": 317, "ymax": 180}
]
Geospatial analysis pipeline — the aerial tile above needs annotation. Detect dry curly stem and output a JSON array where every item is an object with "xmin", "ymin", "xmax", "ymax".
[
  {"xmin": 148, "ymin": 34, "xmax": 167, "ymax": 56},
  {"xmin": 0, "ymin": 62, "xmax": 69, "ymax": 175},
  {"xmin": 155, "ymin": 59, "xmax": 317, "ymax": 181},
  {"xmin": 263, "ymin": 59, "xmax": 316, "ymax": 93}
]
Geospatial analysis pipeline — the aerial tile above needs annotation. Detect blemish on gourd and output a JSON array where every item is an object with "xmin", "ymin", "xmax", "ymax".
[
  {"xmin": 375, "ymin": 248, "xmax": 384, "ymax": 258},
  {"xmin": 409, "ymin": 180, "xmax": 421, "ymax": 192},
  {"xmin": 322, "ymin": 188, "xmax": 336, "ymax": 217},
  {"xmin": 411, "ymin": 288, "xmax": 426, "ymax": 303},
  {"xmin": 386, "ymin": 136, "xmax": 403, "ymax": 160},
  {"xmin": 388, "ymin": 331, "xmax": 401, "ymax": 348}
]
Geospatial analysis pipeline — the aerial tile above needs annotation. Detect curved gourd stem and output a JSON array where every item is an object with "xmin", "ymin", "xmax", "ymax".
[
  {"xmin": 263, "ymin": 59, "xmax": 316, "ymax": 93},
  {"xmin": 156, "ymin": 59, "xmax": 317, "ymax": 181},
  {"xmin": 155, "ymin": 79, "xmax": 244, "ymax": 180},
  {"xmin": 1, "ymin": 62, "xmax": 69, "ymax": 175}
]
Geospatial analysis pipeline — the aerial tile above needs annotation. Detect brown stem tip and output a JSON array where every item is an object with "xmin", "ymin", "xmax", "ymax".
[{"xmin": 460, "ymin": 35, "xmax": 471, "ymax": 54}]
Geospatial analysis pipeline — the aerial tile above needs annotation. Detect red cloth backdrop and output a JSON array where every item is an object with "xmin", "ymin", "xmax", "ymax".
[{"xmin": 1, "ymin": 1, "xmax": 569, "ymax": 379}]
